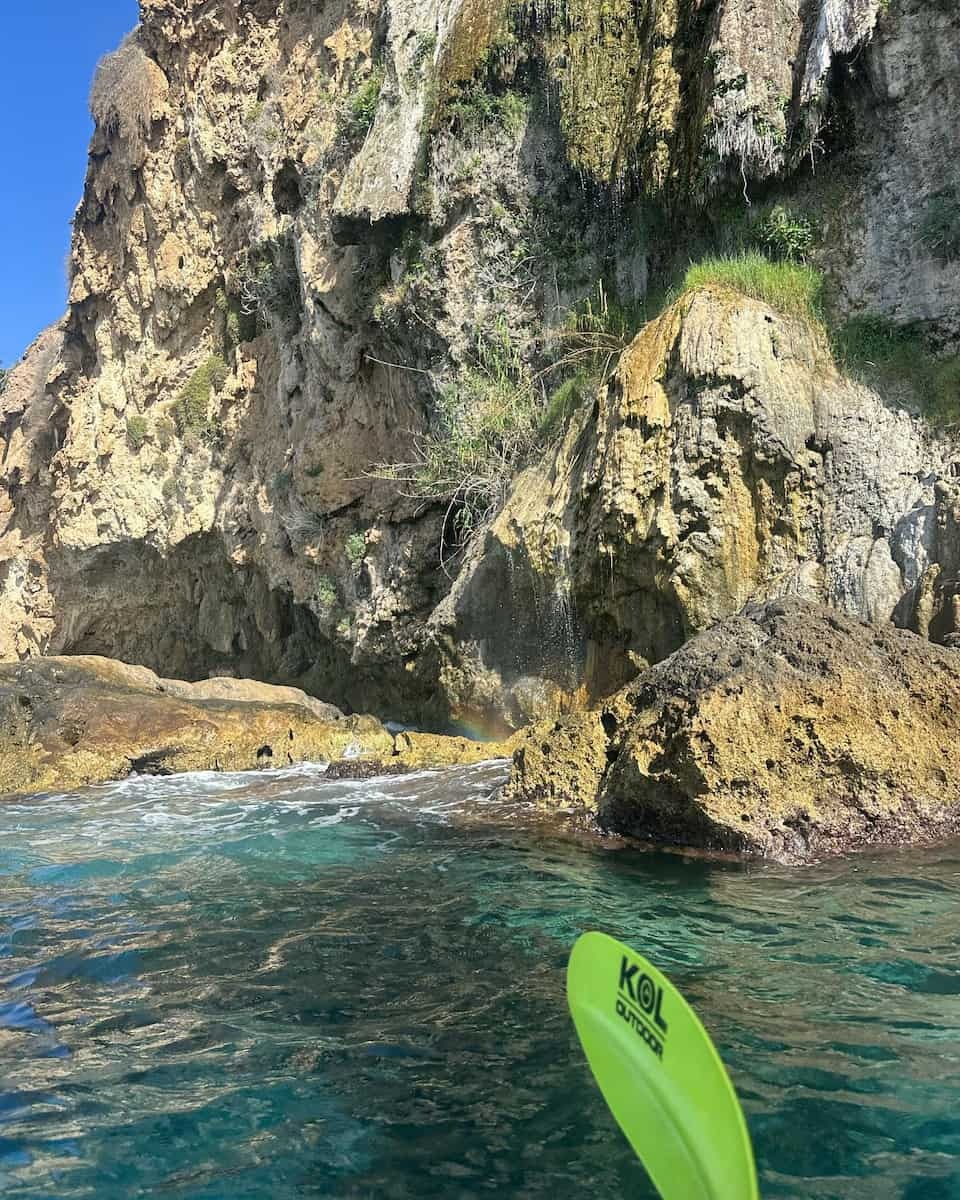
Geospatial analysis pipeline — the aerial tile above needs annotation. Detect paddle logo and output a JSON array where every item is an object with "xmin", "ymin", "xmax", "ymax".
[
  {"xmin": 616, "ymin": 955, "xmax": 669, "ymax": 1061},
  {"xmin": 569, "ymin": 933, "xmax": 760, "ymax": 1199}
]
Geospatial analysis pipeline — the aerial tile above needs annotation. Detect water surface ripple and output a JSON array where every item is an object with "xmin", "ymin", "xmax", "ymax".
[{"xmin": 2, "ymin": 762, "xmax": 960, "ymax": 1198}]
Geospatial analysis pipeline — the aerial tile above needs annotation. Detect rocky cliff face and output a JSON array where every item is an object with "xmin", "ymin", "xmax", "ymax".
[
  {"xmin": 436, "ymin": 288, "xmax": 960, "ymax": 726},
  {"xmin": 1, "ymin": 0, "xmax": 958, "ymax": 735}
]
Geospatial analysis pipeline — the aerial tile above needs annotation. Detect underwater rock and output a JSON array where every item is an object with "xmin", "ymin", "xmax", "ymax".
[{"xmin": 507, "ymin": 598, "xmax": 960, "ymax": 863}]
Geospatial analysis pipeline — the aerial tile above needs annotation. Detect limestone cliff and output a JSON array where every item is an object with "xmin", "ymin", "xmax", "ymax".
[
  {"xmin": 1, "ymin": 0, "xmax": 958, "ymax": 735},
  {"xmin": 434, "ymin": 288, "xmax": 960, "ymax": 725}
]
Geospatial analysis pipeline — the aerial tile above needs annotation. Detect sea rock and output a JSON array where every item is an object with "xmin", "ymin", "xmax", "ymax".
[
  {"xmin": 0, "ymin": 657, "xmax": 500, "ymax": 797},
  {"xmin": 391, "ymin": 729, "xmax": 517, "ymax": 769},
  {"xmin": 507, "ymin": 599, "xmax": 960, "ymax": 863}
]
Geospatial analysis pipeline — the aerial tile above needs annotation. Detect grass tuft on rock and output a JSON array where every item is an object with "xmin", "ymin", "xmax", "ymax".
[
  {"xmin": 920, "ymin": 188, "xmax": 960, "ymax": 264},
  {"xmin": 681, "ymin": 253, "xmax": 825, "ymax": 324},
  {"xmin": 347, "ymin": 68, "xmax": 384, "ymax": 135},
  {"xmin": 174, "ymin": 355, "xmax": 228, "ymax": 442},
  {"xmin": 125, "ymin": 415, "xmax": 148, "ymax": 451}
]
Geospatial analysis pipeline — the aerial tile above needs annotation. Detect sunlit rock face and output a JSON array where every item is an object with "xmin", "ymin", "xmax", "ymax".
[
  {"xmin": 0, "ymin": 0, "xmax": 957, "ymax": 734},
  {"xmin": 507, "ymin": 598, "xmax": 960, "ymax": 862},
  {"xmin": 433, "ymin": 288, "xmax": 958, "ymax": 729}
]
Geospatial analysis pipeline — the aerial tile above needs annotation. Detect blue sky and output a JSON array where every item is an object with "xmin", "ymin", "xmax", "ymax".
[{"xmin": 1, "ymin": 2, "xmax": 139, "ymax": 368}]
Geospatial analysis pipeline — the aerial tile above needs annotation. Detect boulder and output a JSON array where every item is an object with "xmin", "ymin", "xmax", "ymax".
[{"xmin": 507, "ymin": 599, "xmax": 960, "ymax": 862}]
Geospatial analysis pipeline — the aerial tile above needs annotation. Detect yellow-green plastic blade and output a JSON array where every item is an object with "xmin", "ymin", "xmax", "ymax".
[{"xmin": 567, "ymin": 931, "xmax": 758, "ymax": 1200}]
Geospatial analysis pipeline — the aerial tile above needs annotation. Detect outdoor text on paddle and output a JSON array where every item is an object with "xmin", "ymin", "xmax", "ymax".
[{"xmin": 616, "ymin": 956, "xmax": 669, "ymax": 1061}]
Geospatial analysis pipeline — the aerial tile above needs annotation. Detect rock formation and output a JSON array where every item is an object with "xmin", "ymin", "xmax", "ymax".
[
  {"xmin": 0, "ymin": 656, "xmax": 507, "ymax": 796},
  {"xmin": 435, "ymin": 289, "xmax": 960, "ymax": 727},
  {"xmin": 507, "ymin": 599, "xmax": 960, "ymax": 863},
  {"xmin": 1, "ymin": 0, "xmax": 958, "ymax": 749}
]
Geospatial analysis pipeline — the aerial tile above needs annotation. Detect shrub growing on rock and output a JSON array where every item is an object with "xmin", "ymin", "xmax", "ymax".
[
  {"xmin": 125, "ymin": 414, "xmax": 148, "ymax": 450},
  {"xmin": 238, "ymin": 236, "xmax": 301, "ymax": 329},
  {"xmin": 344, "ymin": 533, "xmax": 366, "ymax": 566},
  {"xmin": 174, "ymin": 355, "xmax": 228, "ymax": 441},
  {"xmin": 834, "ymin": 314, "xmax": 960, "ymax": 428},
  {"xmin": 754, "ymin": 204, "xmax": 814, "ymax": 262},
  {"xmin": 347, "ymin": 67, "xmax": 384, "ymax": 135},
  {"xmin": 377, "ymin": 321, "xmax": 542, "ymax": 539},
  {"xmin": 443, "ymin": 82, "xmax": 528, "ymax": 138},
  {"xmin": 313, "ymin": 576, "xmax": 338, "ymax": 615},
  {"xmin": 920, "ymin": 189, "xmax": 960, "ymax": 263},
  {"xmin": 89, "ymin": 34, "xmax": 158, "ymax": 159}
]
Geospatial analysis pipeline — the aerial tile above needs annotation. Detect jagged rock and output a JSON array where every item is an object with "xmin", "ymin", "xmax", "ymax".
[
  {"xmin": 0, "ymin": 657, "xmax": 499, "ymax": 797},
  {"xmin": 434, "ymin": 287, "xmax": 957, "ymax": 728},
  {"xmin": 0, "ymin": 0, "xmax": 957, "ymax": 739},
  {"xmin": 507, "ymin": 598, "xmax": 960, "ymax": 863}
]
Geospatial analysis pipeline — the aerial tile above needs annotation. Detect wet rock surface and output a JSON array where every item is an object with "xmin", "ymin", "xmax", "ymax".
[
  {"xmin": 0, "ymin": 657, "xmax": 502, "ymax": 797},
  {"xmin": 507, "ymin": 599, "xmax": 960, "ymax": 863}
]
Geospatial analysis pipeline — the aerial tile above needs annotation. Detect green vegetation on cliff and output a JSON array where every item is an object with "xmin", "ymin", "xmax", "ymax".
[
  {"xmin": 347, "ymin": 67, "xmax": 385, "ymax": 135},
  {"xmin": 385, "ymin": 322, "xmax": 540, "ymax": 536},
  {"xmin": 377, "ymin": 290, "xmax": 639, "ymax": 543},
  {"xmin": 125, "ymin": 415, "xmax": 148, "ymax": 451},
  {"xmin": 920, "ymin": 188, "xmax": 960, "ymax": 263},
  {"xmin": 834, "ymin": 316, "xmax": 960, "ymax": 428},
  {"xmin": 174, "ymin": 355, "xmax": 228, "ymax": 445},
  {"xmin": 681, "ymin": 254, "xmax": 824, "ymax": 324}
]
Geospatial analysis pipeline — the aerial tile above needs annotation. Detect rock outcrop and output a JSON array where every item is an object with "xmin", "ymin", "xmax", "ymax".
[
  {"xmin": 0, "ymin": 656, "xmax": 504, "ymax": 797},
  {"xmin": 435, "ymin": 288, "xmax": 960, "ymax": 727},
  {"xmin": 0, "ymin": 0, "xmax": 958, "ymax": 738},
  {"xmin": 507, "ymin": 598, "xmax": 960, "ymax": 863}
]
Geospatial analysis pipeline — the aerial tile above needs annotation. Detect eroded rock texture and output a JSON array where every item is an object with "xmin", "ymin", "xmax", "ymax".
[
  {"xmin": 438, "ymin": 289, "xmax": 960, "ymax": 727},
  {"xmin": 0, "ymin": 0, "xmax": 957, "ymax": 736},
  {"xmin": 0, "ymin": 656, "xmax": 508, "ymax": 796},
  {"xmin": 507, "ymin": 599, "xmax": 960, "ymax": 862},
  {"xmin": 0, "ymin": 655, "xmax": 392, "ymax": 795}
]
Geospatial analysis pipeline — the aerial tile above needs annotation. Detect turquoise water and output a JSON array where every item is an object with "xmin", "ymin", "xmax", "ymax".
[{"xmin": 2, "ymin": 762, "xmax": 960, "ymax": 1199}]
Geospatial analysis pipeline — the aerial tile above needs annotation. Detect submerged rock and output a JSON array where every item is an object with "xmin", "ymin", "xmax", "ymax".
[
  {"xmin": 0, "ymin": 657, "xmax": 502, "ymax": 797},
  {"xmin": 507, "ymin": 599, "xmax": 960, "ymax": 863}
]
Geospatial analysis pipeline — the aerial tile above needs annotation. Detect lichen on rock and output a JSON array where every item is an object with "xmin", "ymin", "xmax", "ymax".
[{"xmin": 507, "ymin": 599, "xmax": 960, "ymax": 862}]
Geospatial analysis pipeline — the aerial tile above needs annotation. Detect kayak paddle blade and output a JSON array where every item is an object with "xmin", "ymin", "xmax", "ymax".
[{"xmin": 567, "ymin": 931, "xmax": 759, "ymax": 1200}]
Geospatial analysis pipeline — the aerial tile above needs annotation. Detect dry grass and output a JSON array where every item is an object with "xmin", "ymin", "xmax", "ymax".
[{"xmin": 89, "ymin": 33, "xmax": 159, "ymax": 159}]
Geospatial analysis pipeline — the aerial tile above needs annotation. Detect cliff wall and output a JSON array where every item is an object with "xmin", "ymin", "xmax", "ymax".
[{"xmin": 1, "ymin": 0, "xmax": 958, "ymax": 732}]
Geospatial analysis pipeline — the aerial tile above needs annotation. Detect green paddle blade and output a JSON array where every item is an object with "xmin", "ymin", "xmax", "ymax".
[{"xmin": 567, "ymin": 931, "xmax": 758, "ymax": 1200}]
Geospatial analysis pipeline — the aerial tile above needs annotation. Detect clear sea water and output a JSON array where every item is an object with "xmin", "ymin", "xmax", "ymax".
[{"xmin": 2, "ymin": 761, "xmax": 960, "ymax": 1199}]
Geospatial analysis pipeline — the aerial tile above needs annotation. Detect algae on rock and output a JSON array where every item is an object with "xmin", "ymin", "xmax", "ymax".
[{"xmin": 507, "ymin": 599, "xmax": 960, "ymax": 862}]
